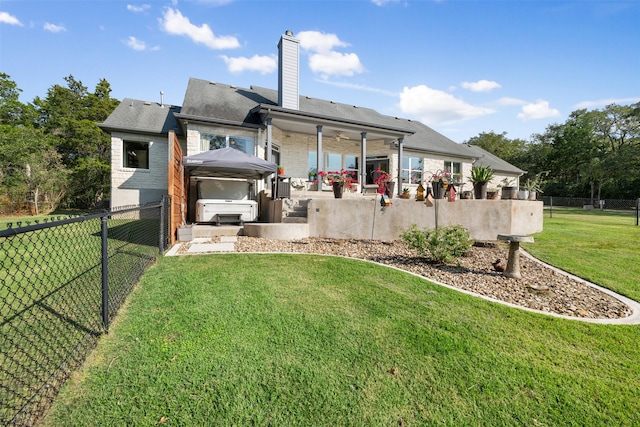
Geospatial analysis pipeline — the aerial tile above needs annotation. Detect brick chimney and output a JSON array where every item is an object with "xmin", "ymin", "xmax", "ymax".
[{"xmin": 278, "ymin": 30, "xmax": 299, "ymax": 110}]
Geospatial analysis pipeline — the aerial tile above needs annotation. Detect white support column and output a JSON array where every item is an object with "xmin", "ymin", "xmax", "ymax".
[
  {"xmin": 397, "ymin": 137, "xmax": 404, "ymax": 197},
  {"xmin": 316, "ymin": 125, "xmax": 323, "ymax": 192},
  {"xmin": 360, "ymin": 132, "xmax": 367, "ymax": 192},
  {"xmin": 266, "ymin": 118, "xmax": 273, "ymax": 163}
]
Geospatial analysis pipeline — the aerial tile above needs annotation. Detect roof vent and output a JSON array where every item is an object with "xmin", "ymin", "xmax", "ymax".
[{"xmin": 144, "ymin": 101, "xmax": 151, "ymax": 106}]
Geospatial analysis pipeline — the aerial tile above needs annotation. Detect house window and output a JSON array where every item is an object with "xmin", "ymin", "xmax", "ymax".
[
  {"xmin": 124, "ymin": 141, "xmax": 149, "ymax": 169},
  {"xmin": 229, "ymin": 136, "xmax": 255, "ymax": 154},
  {"xmin": 444, "ymin": 161, "xmax": 462, "ymax": 181},
  {"xmin": 344, "ymin": 155, "xmax": 359, "ymax": 181},
  {"xmin": 308, "ymin": 151, "xmax": 317, "ymax": 174},
  {"xmin": 402, "ymin": 156, "xmax": 422, "ymax": 183},
  {"xmin": 200, "ymin": 133, "xmax": 255, "ymax": 155},
  {"xmin": 326, "ymin": 153, "xmax": 342, "ymax": 171}
]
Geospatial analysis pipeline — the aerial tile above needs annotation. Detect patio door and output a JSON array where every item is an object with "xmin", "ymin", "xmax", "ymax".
[{"xmin": 365, "ymin": 158, "xmax": 389, "ymax": 184}]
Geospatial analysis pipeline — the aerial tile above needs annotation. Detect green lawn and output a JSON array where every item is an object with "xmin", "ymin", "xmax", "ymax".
[
  {"xmin": 527, "ymin": 207, "xmax": 640, "ymax": 302},
  {"xmin": 41, "ymin": 209, "xmax": 640, "ymax": 426}
]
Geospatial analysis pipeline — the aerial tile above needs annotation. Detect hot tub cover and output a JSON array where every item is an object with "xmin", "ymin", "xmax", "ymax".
[{"xmin": 183, "ymin": 147, "xmax": 277, "ymax": 179}]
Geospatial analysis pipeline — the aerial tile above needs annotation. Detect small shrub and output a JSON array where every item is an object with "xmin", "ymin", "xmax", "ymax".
[{"xmin": 401, "ymin": 224, "xmax": 473, "ymax": 263}]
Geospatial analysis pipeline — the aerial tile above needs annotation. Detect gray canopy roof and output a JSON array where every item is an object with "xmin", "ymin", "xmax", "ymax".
[{"xmin": 183, "ymin": 147, "xmax": 277, "ymax": 179}]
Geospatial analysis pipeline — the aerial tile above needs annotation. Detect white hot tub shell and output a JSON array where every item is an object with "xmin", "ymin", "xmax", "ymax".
[{"xmin": 195, "ymin": 199, "xmax": 258, "ymax": 223}]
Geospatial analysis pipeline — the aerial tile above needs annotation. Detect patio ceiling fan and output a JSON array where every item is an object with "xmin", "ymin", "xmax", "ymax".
[{"xmin": 334, "ymin": 131, "xmax": 350, "ymax": 142}]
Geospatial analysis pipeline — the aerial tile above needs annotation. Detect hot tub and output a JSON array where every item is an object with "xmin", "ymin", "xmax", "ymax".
[{"xmin": 195, "ymin": 199, "xmax": 258, "ymax": 223}]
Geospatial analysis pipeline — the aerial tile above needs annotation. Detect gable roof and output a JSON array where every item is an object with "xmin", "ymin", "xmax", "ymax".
[
  {"xmin": 100, "ymin": 78, "xmax": 502, "ymax": 165},
  {"xmin": 465, "ymin": 145, "xmax": 525, "ymax": 175},
  {"xmin": 176, "ymin": 78, "xmax": 473, "ymax": 159},
  {"xmin": 100, "ymin": 98, "xmax": 181, "ymax": 135}
]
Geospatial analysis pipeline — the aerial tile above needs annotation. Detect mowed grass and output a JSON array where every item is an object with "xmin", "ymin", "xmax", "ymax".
[
  {"xmin": 526, "ymin": 207, "xmax": 640, "ymax": 302},
  {"xmin": 42, "ymin": 231, "xmax": 640, "ymax": 426}
]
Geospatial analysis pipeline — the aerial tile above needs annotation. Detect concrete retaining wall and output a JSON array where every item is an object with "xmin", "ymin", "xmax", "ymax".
[{"xmin": 307, "ymin": 198, "xmax": 543, "ymax": 241}]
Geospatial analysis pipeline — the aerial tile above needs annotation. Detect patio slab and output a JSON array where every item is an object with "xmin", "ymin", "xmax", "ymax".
[{"xmin": 187, "ymin": 242, "xmax": 236, "ymax": 253}]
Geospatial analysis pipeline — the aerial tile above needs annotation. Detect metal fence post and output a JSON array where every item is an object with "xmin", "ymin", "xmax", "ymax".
[
  {"xmin": 550, "ymin": 196, "xmax": 553, "ymax": 218},
  {"xmin": 101, "ymin": 214, "xmax": 109, "ymax": 333},
  {"xmin": 636, "ymin": 198, "xmax": 639, "ymax": 226},
  {"xmin": 159, "ymin": 195, "xmax": 166, "ymax": 253}
]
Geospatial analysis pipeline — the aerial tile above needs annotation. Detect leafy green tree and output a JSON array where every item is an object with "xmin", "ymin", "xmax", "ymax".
[
  {"xmin": 34, "ymin": 75, "xmax": 119, "ymax": 208},
  {"xmin": 0, "ymin": 125, "xmax": 68, "ymax": 214},
  {"xmin": 465, "ymin": 131, "xmax": 527, "ymax": 165},
  {"xmin": 0, "ymin": 73, "xmax": 38, "ymax": 126}
]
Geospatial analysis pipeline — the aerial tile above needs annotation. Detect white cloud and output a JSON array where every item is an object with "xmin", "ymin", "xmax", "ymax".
[
  {"xmin": 159, "ymin": 8, "xmax": 240, "ymax": 50},
  {"xmin": 517, "ymin": 100, "xmax": 561, "ymax": 120},
  {"xmin": 44, "ymin": 22, "xmax": 66, "ymax": 33},
  {"xmin": 497, "ymin": 97, "xmax": 527, "ymax": 106},
  {"xmin": 297, "ymin": 30, "xmax": 348, "ymax": 53},
  {"xmin": 574, "ymin": 96, "xmax": 640, "ymax": 109},
  {"xmin": 221, "ymin": 54, "xmax": 277, "ymax": 74},
  {"xmin": 296, "ymin": 30, "xmax": 364, "ymax": 78},
  {"xmin": 461, "ymin": 79, "xmax": 501, "ymax": 92},
  {"xmin": 127, "ymin": 4, "xmax": 151, "ymax": 13},
  {"xmin": 309, "ymin": 51, "xmax": 365, "ymax": 77},
  {"xmin": 399, "ymin": 85, "xmax": 495, "ymax": 125},
  {"xmin": 0, "ymin": 11, "xmax": 22, "ymax": 26},
  {"xmin": 126, "ymin": 36, "xmax": 146, "ymax": 51}
]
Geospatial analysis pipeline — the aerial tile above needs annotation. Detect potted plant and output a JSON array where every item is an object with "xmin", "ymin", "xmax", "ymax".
[
  {"xmin": 487, "ymin": 188, "xmax": 500, "ymax": 200},
  {"xmin": 521, "ymin": 171, "xmax": 548, "ymax": 200},
  {"xmin": 500, "ymin": 177, "xmax": 517, "ymax": 200},
  {"xmin": 428, "ymin": 169, "xmax": 451, "ymax": 199},
  {"xmin": 277, "ymin": 165, "xmax": 285, "ymax": 176},
  {"xmin": 469, "ymin": 165, "xmax": 494, "ymax": 199},
  {"xmin": 401, "ymin": 188, "xmax": 411, "ymax": 199},
  {"xmin": 373, "ymin": 168, "xmax": 394, "ymax": 198},
  {"xmin": 318, "ymin": 169, "xmax": 356, "ymax": 199},
  {"xmin": 308, "ymin": 168, "xmax": 317, "ymax": 181}
]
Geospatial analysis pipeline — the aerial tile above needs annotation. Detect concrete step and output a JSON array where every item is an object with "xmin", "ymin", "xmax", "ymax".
[
  {"xmin": 282, "ymin": 216, "xmax": 307, "ymax": 224},
  {"xmin": 286, "ymin": 211, "xmax": 307, "ymax": 218}
]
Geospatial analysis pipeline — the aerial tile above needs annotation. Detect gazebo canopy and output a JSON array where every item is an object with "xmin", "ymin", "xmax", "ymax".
[{"xmin": 183, "ymin": 147, "xmax": 277, "ymax": 179}]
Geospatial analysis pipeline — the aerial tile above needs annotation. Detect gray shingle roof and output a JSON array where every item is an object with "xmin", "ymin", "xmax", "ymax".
[
  {"xmin": 100, "ymin": 99, "xmax": 181, "ymax": 135},
  {"xmin": 465, "ymin": 145, "xmax": 525, "ymax": 175},
  {"xmin": 100, "ymin": 78, "xmax": 514, "ymax": 169}
]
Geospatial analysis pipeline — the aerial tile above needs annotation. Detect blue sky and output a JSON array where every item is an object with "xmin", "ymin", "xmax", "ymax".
[{"xmin": 1, "ymin": 0, "xmax": 639, "ymax": 142}]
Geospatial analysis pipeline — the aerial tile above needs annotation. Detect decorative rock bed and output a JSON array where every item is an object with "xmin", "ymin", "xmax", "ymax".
[{"xmin": 178, "ymin": 237, "xmax": 633, "ymax": 320}]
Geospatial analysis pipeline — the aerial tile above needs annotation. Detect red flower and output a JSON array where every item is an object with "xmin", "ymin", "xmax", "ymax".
[{"xmin": 319, "ymin": 169, "xmax": 357, "ymax": 190}]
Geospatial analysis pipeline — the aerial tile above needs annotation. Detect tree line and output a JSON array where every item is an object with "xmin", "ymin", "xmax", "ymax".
[
  {"xmin": 466, "ymin": 103, "xmax": 640, "ymax": 201},
  {"xmin": 0, "ymin": 73, "xmax": 119, "ymax": 214},
  {"xmin": 1, "ymin": 72, "xmax": 638, "ymax": 215}
]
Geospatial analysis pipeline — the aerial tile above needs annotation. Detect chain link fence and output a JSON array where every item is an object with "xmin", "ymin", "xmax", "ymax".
[
  {"xmin": 540, "ymin": 196, "xmax": 639, "ymax": 211},
  {"xmin": 1, "ymin": 197, "xmax": 170, "ymax": 426}
]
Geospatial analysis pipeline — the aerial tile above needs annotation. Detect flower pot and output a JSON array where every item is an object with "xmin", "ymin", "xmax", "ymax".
[
  {"xmin": 460, "ymin": 191, "xmax": 472, "ymax": 200},
  {"xmin": 332, "ymin": 182, "xmax": 344, "ymax": 199},
  {"xmin": 528, "ymin": 190, "xmax": 537, "ymax": 201},
  {"xmin": 432, "ymin": 181, "xmax": 445, "ymax": 199},
  {"xmin": 517, "ymin": 190, "xmax": 529, "ymax": 200},
  {"xmin": 473, "ymin": 182, "xmax": 488, "ymax": 199},
  {"xmin": 501, "ymin": 186, "xmax": 517, "ymax": 200}
]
